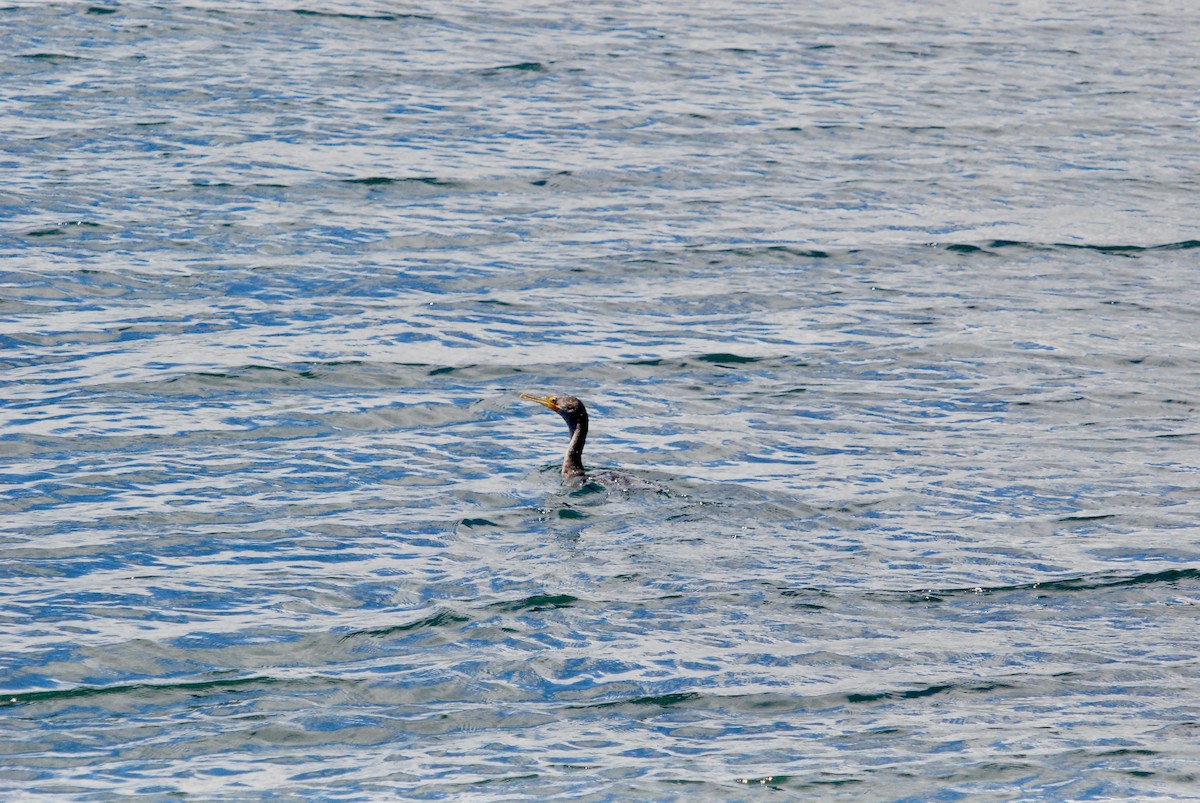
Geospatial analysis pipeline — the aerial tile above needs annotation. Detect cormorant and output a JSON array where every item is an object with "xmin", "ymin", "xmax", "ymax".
[{"xmin": 520, "ymin": 393, "xmax": 659, "ymax": 491}]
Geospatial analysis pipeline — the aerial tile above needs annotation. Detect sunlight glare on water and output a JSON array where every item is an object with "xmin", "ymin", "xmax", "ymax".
[{"xmin": 2, "ymin": 0, "xmax": 1199, "ymax": 799}]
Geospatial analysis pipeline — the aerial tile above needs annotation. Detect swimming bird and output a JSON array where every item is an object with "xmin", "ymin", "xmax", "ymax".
[{"xmin": 520, "ymin": 393, "xmax": 658, "ymax": 491}]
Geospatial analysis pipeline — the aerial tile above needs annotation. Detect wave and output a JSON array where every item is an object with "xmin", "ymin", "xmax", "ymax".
[
  {"xmin": 570, "ymin": 676, "xmax": 1017, "ymax": 714},
  {"xmin": 946, "ymin": 239, "xmax": 1200, "ymax": 256},
  {"xmin": 872, "ymin": 568, "xmax": 1200, "ymax": 603}
]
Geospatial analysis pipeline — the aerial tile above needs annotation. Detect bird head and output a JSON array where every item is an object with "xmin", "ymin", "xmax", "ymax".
[{"xmin": 521, "ymin": 393, "xmax": 587, "ymax": 430}]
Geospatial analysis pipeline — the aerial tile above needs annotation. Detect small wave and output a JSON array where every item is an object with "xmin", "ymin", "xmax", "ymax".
[
  {"xmin": 571, "ymin": 677, "xmax": 1014, "ymax": 714},
  {"xmin": 486, "ymin": 593, "xmax": 581, "ymax": 613},
  {"xmin": 690, "ymin": 244, "xmax": 834, "ymax": 259},
  {"xmin": 696, "ymin": 353, "xmax": 760, "ymax": 365},
  {"xmin": 886, "ymin": 568, "xmax": 1200, "ymax": 602},
  {"xmin": 19, "ymin": 221, "xmax": 110, "ymax": 238},
  {"xmin": 340, "ymin": 609, "xmax": 471, "ymax": 641},
  {"xmin": 290, "ymin": 9, "xmax": 435, "ymax": 21},
  {"xmin": 940, "ymin": 239, "xmax": 1200, "ymax": 256},
  {"xmin": 482, "ymin": 62, "xmax": 548, "ymax": 74},
  {"xmin": 2, "ymin": 674, "xmax": 271, "ymax": 706},
  {"xmin": 342, "ymin": 176, "xmax": 460, "ymax": 188},
  {"xmin": 586, "ymin": 691, "xmax": 703, "ymax": 710},
  {"xmin": 19, "ymin": 52, "xmax": 87, "ymax": 62}
]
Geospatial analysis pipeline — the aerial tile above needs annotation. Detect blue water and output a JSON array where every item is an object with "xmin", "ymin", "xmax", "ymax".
[{"xmin": 3, "ymin": 1, "xmax": 1199, "ymax": 799}]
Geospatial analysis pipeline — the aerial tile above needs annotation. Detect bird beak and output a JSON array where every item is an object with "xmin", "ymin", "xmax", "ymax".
[{"xmin": 520, "ymin": 393, "xmax": 560, "ymax": 412}]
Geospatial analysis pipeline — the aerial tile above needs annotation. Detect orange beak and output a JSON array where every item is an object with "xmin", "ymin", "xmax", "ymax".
[{"xmin": 520, "ymin": 393, "xmax": 560, "ymax": 412}]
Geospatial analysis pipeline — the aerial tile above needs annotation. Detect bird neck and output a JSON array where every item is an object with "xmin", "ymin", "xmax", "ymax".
[{"xmin": 562, "ymin": 414, "xmax": 588, "ymax": 478}]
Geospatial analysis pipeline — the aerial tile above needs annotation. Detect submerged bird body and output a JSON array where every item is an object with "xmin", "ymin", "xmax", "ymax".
[{"xmin": 521, "ymin": 393, "xmax": 657, "ymax": 491}]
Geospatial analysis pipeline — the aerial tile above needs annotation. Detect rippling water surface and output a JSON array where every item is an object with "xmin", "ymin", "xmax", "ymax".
[{"xmin": 3, "ymin": 1, "xmax": 1200, "ymax": 799}]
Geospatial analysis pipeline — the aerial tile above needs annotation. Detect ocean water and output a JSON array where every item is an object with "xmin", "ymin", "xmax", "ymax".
[{"xmin": 3, "ymin": 1, "xmax": 1199, "ymax": 799}]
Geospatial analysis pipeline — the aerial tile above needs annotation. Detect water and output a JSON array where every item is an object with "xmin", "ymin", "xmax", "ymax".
[{"xmin": 3, "ymin": 1, "xmax": 1199, "ymax": 799}]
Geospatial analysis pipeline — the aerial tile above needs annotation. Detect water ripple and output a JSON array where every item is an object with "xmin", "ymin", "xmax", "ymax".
[{"xmin": 3, "ymin": 0, "xmax": 1199, "ymax": 798}]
